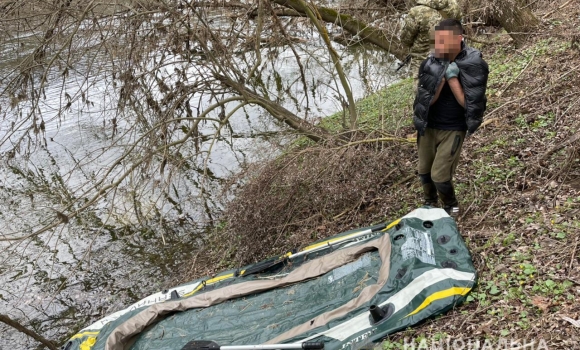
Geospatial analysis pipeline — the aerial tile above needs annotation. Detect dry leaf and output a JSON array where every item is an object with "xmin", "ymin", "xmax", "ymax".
[{"xmin": 531, "ymin": 296, "xmax": 550, "ymax": 312}]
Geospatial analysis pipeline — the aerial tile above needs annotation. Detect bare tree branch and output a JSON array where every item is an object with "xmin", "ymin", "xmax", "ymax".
[
  {"xmin": 271, "ymin": 0, "xmax": 407, "ymax": 60},
  {"xmin": 0, "ymin": 314, "xmax": 58, "ymax": 350},
  {"xmin": 297, "ymin": 0, "xmax": 358, "ymax": 130}
]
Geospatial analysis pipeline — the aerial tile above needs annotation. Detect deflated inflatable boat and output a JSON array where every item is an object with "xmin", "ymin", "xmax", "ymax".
[{"xmin": 62, "ymin": 207, "xmax": 477, "ymax": 350}]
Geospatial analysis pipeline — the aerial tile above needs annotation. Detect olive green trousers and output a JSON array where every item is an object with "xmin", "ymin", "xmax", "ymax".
[{"xmin": 417, "ymin": 128, "xmax": 466, "ymax": 183}]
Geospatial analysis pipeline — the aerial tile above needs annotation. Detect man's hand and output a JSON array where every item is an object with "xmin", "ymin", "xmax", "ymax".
[
  {"xmin": 445, "ymin": 62, "xmax": 460, "ymax": 80},
  {"xmin": 430, "ymin": 78, "xmax": 446, "ymax": 106},
  {"xmin": 447, "ymin": 77, "xmax": 465, "ymax": 108}
]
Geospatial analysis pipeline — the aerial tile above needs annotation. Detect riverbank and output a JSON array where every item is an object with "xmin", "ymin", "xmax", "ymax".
[{"xmin": 181, "ymin": 5, "xmax": 580, "ymax": 348}]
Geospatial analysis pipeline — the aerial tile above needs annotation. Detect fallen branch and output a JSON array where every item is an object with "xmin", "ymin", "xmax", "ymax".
[
  {"xmin": 337, "ymin": 137, "xmax": 415, "ymax": 149},
  {"xmin": 560, "ymin": 315, "xmax": 580, "ymax": 328},
  {"xmin": 539, "ymin": 132, "xmax": 580, "ymax": 162},
  {"xmin": 480, "ymin": 117, "xmax": 499, "ymax": 128},
  {"xmin": 271, "ymin": 0, "xmax": 406, "ymax": 60},
  {"xmin": 0, "ymin": 314, "xmax": 58, "ymax": 350},
  {"xmin": 390, "ymin": 173, "xmax": 415, "ymax": 188}
]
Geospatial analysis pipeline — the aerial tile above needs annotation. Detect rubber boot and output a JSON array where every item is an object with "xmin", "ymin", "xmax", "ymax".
[
  {"xmin": 434, "ymin": 180, "xmax": 459, "ymax": 217},
  {"xmin": 419, "ymin": 173, "xmax": 438, "ymax": 207}
]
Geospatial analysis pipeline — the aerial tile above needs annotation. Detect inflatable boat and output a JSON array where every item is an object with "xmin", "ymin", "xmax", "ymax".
[{"xmin": 62, "ymin": 207, "xmax": 476, "ymax": 350}]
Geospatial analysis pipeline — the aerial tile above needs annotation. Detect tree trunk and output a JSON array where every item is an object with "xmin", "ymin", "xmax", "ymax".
[
  {"xmin": 0, "ymin": 314, "xmax": 58, "ymax": 350},
  {"xmin": 492, "ymin": 0, "xmax": 540, "ymax": 47},
  {"xmin": 271, "ymin": 0, "xmax": 407, "ymax": 61}
]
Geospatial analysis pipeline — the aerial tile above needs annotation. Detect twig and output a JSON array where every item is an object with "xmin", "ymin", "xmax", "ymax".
[
  {"xmin": 557, "ymin": 95, "xmax": 580, "ymax": 127},
  {"xmin": 569, "ymin": 240, "xmax": 578, "ymax": 278},
  {"xmin": 459, "ymin": 304, "xmax": 496, "ymax": 329},
  {"xmin": 468, "ymin": 6, "xmax": 491, "ymax": 14},
  {"xmin": 366, "ymin": 173, "xmax": 418, "ymax": 213},
  {"xmin": 337, "ymin": 137, "xmax": 415, "ymax": 149},
  {"xmin": 498, "ymin": 52, "xmax": 535, "ymax": 96},
  {"xmin": 189, "ymin": 249, "xmax": 202, "ymax": 276},
  {"xmin": 539, "ymin": 132, "xmax": 580, "ymax": 162},
  {"xmin": 334, "ymin": 6, "xmax": 394, "ymax": 11},
  {"xmin": 463, "ymin": 21, "xmax": 486, "ymax": 26},
  {"xmin": 332, "ymin": 208, "xmax": 351, "ymax": 221},
  {"xmin": 542, "ymin": 0, "xmax": 573, "ymax": 19},
  {"xmin": 460, "ymin": 198, "xmax": 477, "ymax": 221},
  {"xmin": 510, "ymin": 343, "xmax": 543, "ymax": 350},
  {"xmin": 474, "ymin": 196, "xmax": 499, "ymax": 227},
  {"xmin": 549, "ymin": 149, "xmax": 573, "ymax": 206},
  {"xmin": 391, "ymin": 174, "xmax": 416, "ymax": 188}
]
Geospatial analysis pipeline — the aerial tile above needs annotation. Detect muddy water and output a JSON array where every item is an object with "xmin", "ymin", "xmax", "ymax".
[{"xmin": 0, "ymin": 19, "xmax": 403, "ymax": 348}]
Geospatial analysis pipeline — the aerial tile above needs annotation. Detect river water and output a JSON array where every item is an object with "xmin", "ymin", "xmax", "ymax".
[{"xmin": 0, "ymin": 9, "xmax": 403, "ymax": 348}]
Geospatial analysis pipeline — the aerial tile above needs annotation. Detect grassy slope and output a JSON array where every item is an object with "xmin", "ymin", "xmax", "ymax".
[
  {"xmin": 300, "ymin": 9, "xmax": 580, "ymax": 349},
  {"xmin": 363, "ymin": 19, "xmax": 580, "ymax": 350},
  {"xmin": 182, "ymin": 4, "xmax": 580, "ymax": 348},
  {"xmin": 319, "ymin": 77, "xmax": 415, "ymax": 134}
]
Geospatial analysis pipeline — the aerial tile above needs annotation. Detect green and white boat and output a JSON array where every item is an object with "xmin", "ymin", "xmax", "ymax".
[{"xmin": 62, "ymin": 207, "xmax": 477, "ymax": 350}]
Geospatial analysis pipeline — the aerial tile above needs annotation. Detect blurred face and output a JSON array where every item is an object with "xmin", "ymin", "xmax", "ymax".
[{"xmin": 432, "ymin": 29, "xmax": 463, "ymax": 60}]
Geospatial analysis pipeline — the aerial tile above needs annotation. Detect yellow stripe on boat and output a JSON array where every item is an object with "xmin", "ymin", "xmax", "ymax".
[{"xmin": 406, "ymin": 286, "xmax": 471, "ymax": 317}]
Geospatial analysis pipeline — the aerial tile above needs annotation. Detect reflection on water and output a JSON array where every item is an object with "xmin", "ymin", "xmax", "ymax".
[{"xmin": 0, "ymin": 11, "xmax": 403, "ymax": 348}]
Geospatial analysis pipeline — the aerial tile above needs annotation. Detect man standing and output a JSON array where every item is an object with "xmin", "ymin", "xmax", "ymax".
[
  {"xmin": 413, "ymin": 19, "xmax": 489, "ymax": 217},
  {"xmin": 400, "ymin": 0, "xmax": 462, "ymax": 73}
]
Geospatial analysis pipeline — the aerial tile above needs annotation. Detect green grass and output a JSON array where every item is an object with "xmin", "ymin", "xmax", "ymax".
[
  {"xmin": 317, "ymin": 77, "xmax": 414, "ymax": 134},
  {"xmin": 291, "ymin": 77, "xmax": 414, "ymax": 148}
]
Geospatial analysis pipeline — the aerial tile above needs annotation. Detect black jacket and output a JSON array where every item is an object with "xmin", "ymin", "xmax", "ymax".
[{"xmin": 413, "ymin": 44, "xmax": 489, "ymax": 135}]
